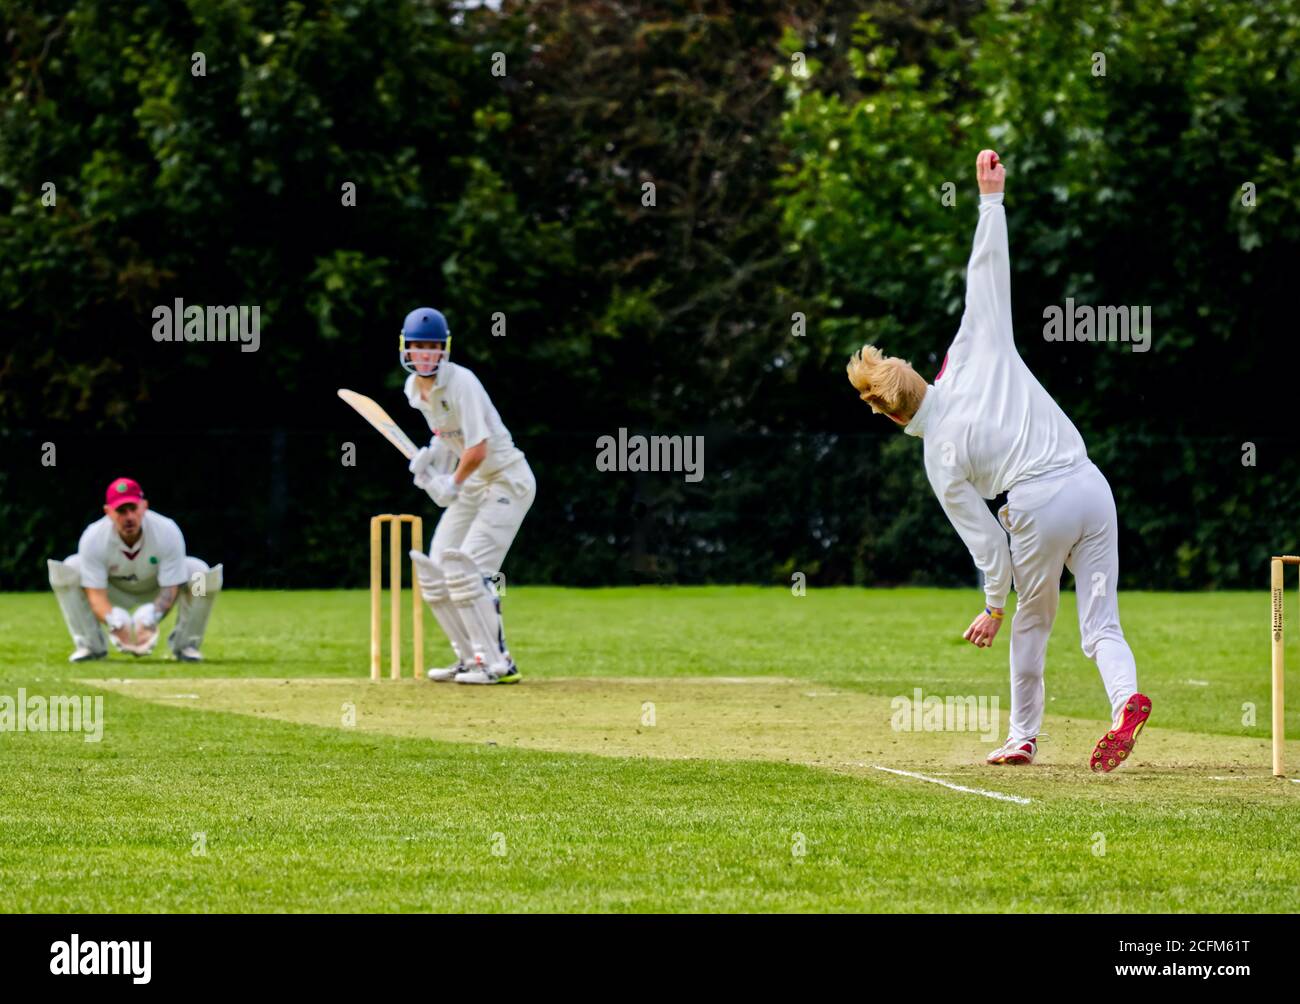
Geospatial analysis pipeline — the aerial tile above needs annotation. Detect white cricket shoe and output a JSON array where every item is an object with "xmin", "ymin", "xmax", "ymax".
[
  {"xmin": 425, "ymin": 663, "xmax": 465, "ymax": 682},
  {"xmin": 986, "ymin": 735, "xmax": 1042, "ymax": 765},
  {"xmin": 454, "ymin": 661, "xmax": 521, "ymax": 685},
  {"xmin": 68, "ymin": 646, "xmax": 106, "ymax": 663},
  {"xmin": 177, "ymin": 646, "xmax": 203, "ymax": 662}
]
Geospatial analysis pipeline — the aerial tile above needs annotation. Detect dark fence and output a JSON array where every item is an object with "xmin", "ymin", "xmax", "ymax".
[{"xmin": 1, "ymin": 428, "xmax": 1297, "ymax": 591}]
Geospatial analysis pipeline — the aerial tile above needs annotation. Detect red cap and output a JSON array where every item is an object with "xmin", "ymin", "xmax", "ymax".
[{"xmin": 105, "ymin": 477, "xmax": 145, "ymax": 509}]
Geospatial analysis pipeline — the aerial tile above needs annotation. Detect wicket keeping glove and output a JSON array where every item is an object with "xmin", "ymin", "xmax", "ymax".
[
  {"xmin": 105, "ymin": 606, "xmax": 133, "ymax": 652},
  {"xmin": 133, "ymin": 603, "xmax": 160, "ymax": 630}
]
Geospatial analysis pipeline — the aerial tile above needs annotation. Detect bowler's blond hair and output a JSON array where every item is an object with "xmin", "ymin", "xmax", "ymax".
[{"xmin": 846, "ymin": 344, "xmax": 927, "ymax": 419}]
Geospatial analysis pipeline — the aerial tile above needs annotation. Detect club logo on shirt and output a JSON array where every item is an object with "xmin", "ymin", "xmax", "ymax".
[
  {"xmin": 149, "ymin": 556, "xmax": 158, "ymax": 564},
  {"xmin": 441, "ymin": 400, "xmax": 450, "ymax": 412}
]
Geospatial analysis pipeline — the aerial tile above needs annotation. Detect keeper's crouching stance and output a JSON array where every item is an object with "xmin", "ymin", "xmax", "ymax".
[
  {"xmin": 846, "ymin": 150, "xmax": 1150, "ymax": 772},
  {"xmin": 398, "ymin": 307, "xmax": 535, "ymax": 685},
  {"xmin": 48, "ymin": 477, "xmax": 223, "ymax": 663}
]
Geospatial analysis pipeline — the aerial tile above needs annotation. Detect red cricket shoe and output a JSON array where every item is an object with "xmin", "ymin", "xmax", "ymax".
[
  {"xmin": 1090, "ymin": 693, "xmax": 1152, "ymax": 772},
  {"xmin": 986, "ymin": 736, "xmax": 1039, "ymax": 765}
]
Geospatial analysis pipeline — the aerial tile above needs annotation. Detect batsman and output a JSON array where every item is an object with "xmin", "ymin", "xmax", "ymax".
[
  {"xmin": 846, "ymin": 150, "xmax": 1150, "ymax": 771},
  {"xmin": 399, "ymin": 307, "xmax": 535, "ymax": 684}
]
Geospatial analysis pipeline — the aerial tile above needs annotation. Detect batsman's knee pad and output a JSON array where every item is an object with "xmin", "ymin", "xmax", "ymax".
[
  {"xmin": 410, "ymin": 551, "xmax": 448, "ymax": 603},
  {"xmin": 443, "ymin": 549, "xmax": 484, "ymax": 603}
]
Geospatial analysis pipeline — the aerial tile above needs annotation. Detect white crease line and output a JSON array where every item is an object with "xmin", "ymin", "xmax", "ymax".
[
  {"xmin": 867, "ymin": 764, "xmax": 1031, "ymax": 804},
  {"xmin": 1210, "ymin": 776, "xmax": 1300, "ymax": 783}
]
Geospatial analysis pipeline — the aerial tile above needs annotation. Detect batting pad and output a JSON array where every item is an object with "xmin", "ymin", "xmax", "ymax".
[
  {"xmin": 441, "ymin": 548, "xmax": 506, "ymax": 669},
  {"xmin": 410, "ymin": 550, "xmax": 473, "ymax": 665}
]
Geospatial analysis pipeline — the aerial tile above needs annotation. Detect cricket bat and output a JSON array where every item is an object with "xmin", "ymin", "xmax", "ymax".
[{"xmin": 337, "ymin": 388, "xmax": 420, "ymax": 460}]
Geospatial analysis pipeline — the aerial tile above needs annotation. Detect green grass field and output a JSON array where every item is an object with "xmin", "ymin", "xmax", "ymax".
[{"xmin": 1, "ymin": 586, "xmax": 1296, "ymax": 912}]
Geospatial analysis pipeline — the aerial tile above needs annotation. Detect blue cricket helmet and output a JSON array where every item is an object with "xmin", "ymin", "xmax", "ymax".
[{"xmin": 399, "ymin": 307, "xmax": 452, "ymax": 376}]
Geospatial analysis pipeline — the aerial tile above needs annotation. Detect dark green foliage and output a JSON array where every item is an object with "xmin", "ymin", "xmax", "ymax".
[{"xmin": 1, "ymin": 1, "xmax": 1296, "ymax": 588}]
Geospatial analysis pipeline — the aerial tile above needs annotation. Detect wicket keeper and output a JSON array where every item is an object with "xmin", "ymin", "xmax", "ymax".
[
  {"xmin": 846, "ymin": 150, "xmax": 1150, "ymax": 772},
  {"xmin": 399, "ymin": 307, "xmax": 535, "ymax": 684},
  {"xmin": 48, "ymin": 477, "xmax": 223, "ymax": 662}
]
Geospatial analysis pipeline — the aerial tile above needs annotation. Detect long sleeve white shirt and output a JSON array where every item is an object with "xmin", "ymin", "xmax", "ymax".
[{"xmin": 902, "ymin": 192, "xmax": 1089, "ymax": 608}]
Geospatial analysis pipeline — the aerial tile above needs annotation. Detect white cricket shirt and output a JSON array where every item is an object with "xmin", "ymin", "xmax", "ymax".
[
  {"xmin": 76, "ymin": 509, "xmax": 189, "ymax": 592},
  {"xmin": 405, "ymin": 361, "xmax": 525, "ymax": 482},
  {"xmin": 903, "ymin": 193, "xmax": 1089, "ymax": 608}
]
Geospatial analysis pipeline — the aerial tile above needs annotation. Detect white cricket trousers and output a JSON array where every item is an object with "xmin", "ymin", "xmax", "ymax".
[
  {"xmin": 430, "ymin": 459, "xmax": 536, "ymax": 573},
  {"xmin": 1000, "ymin": 461, "xmax": 1138, "ymax": 741},
  {"xmin": 49, "ymin": 555, "xmax": 222, "ymax": 656}
]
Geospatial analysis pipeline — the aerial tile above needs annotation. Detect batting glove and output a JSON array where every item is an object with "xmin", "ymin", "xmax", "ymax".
[
  {"xmin": 413, "ymin": 466, "xmax": 437, "ymax": 495},
  {"xmin": 431, "ymin": 474, "xmax": 460, "ymax": 507},
  {"xmin": 409, "ymin": 439, "xmax": 448, "ymax": 478},
  {"xmin": 414, "ymin": 468, "xmax": 459, "ymax": 507}
]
